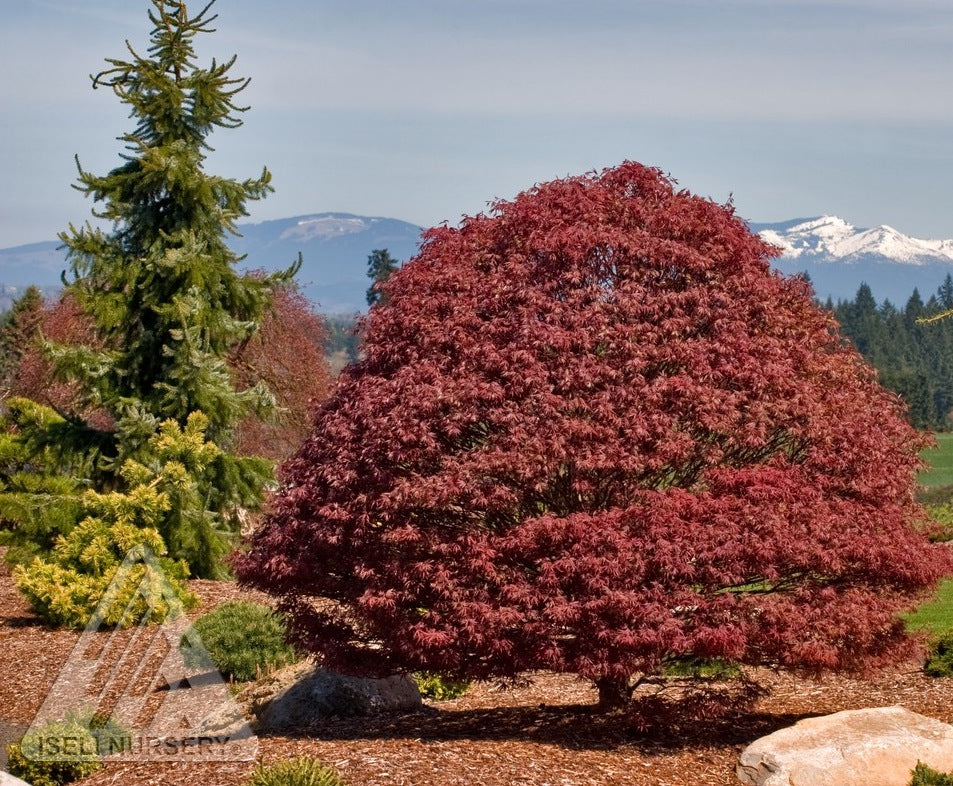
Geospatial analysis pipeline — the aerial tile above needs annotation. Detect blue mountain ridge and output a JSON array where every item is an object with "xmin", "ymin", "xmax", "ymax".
[
  {"xmin": 1, "ymin": 213, "xmax": 950, "ymax": 312},
  {"xmin": 0, "ymin": 213, "xmax": 425, "ymax": 314}
]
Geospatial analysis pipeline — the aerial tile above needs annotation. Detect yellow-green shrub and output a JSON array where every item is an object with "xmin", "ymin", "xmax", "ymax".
[
  {"xmin": 247, "ymin": 757, "xmax": 348, "ymax": 786},
  {"xmin": 13, "ymin": 509, "xmax": 195, "ymax": 628}
]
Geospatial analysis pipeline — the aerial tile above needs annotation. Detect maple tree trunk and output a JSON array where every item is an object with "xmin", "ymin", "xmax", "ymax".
[{"xmin": 595, "ymin": 676, "xmax": 634, "ymax": 711}]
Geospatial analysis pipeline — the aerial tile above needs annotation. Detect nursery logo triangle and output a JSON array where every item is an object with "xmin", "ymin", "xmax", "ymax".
[{"xmin": 24, "ymin": 547, "xmax": 257, "ymax": 762}]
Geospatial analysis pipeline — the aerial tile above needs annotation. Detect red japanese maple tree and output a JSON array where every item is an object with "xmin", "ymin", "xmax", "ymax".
[{"xmin": 235, "ymin": 162, "xmax": 951, "ymax": 708}]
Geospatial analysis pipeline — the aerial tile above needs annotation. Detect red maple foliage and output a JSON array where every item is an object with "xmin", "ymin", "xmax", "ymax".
[
  {"xmin": 235, "ymin": 162, "xmax": 952, "ymax": 707},
  {"xmin": 4, "ymin": 285, "xmax": 330, "ymax": 461},
  {"xmin": 230, "ymin": 283, "xmax": 332, "ymax": 460},
  {"xmin": 4, "ymin": 293, "xmax": 109, "ymax": 427}
]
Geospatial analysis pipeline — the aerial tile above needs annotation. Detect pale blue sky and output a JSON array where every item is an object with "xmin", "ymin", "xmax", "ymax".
[{"xmin": 2, "ymin": 0, "xmax": 952, "ymax": 247}]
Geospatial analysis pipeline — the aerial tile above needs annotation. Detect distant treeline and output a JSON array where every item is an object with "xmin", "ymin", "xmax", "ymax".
[
  {"xmin": 323, "ymin": 313, "xmax": 362, "ymax": 371},
  {"xmin": 829, "ymin": 274, "xmax": 953, "ymax": 431}
]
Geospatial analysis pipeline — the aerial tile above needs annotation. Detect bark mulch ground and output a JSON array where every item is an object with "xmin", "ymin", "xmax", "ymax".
[{"xmin": 2, "ymin": 555, "xmax": 952, "ymax": 786}]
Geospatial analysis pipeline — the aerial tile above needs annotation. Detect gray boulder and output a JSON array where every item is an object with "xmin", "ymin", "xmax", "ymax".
[
  {"xmin": 241, "ymin": 659, "xmax": 422, "ymax": 732},
  {"xmin": 737, "ymin": 706, "xmax": 953, "ymax": 786}
]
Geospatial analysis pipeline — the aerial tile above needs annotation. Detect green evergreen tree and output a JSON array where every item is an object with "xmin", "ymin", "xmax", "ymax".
[
  {"xmin": 9, "ymin": 0, "xmax": 296, "ymax": 576},
  {"xmin": 366, "ymin": 248, "xmax": 400, "ymax": 307},
  {"xmin": 833, "ymin": 281, "xmax": 953, "ymax": 430},
  {"xmin": 0, "ymin": 286, "xmax": 43, "ymax": 392},
  {"xmin": 939, "ymin": 274, "xmax": 953, "ymax": 310},
  {"xmin": 835, "ymin": 283, "xmax": 882, "ymax": 357}
]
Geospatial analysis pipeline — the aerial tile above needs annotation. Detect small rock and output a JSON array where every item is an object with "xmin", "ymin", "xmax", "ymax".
[
  {"xmin": 737, "ymin": 706, "xmax": 953, "ymax": 786},
  {"xmin": 240, "ymin": 659, "xmax": 422, "ymax": 732}
]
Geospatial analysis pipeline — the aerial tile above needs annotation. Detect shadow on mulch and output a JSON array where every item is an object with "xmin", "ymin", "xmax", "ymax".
[
  {"xmin": 1, "ymin": 615, "xmax": 40, "ymax": 628},
  {"xmin": 267, "ymin": 702, "xmax": 821, "ymax": 754}
]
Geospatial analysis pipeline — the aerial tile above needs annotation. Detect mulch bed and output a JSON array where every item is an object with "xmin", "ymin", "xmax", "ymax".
[{"xmin": 2, "ymin": 555, "xmax": 952, "ymax": 786}]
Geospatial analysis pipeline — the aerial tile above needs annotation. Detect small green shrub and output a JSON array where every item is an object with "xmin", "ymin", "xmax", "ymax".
[
  {"xmin": 924, "ymin": 503, "xmax": 953, "ymax": 543},
  {"xmin": 4, "ymin": 710, "xmax": 125, "ymax": 786},
  {"xmin": 247, "ymin": 756, "xmax": 348, "ymax": 786},
  {"xmin": 183, "ymin": 601, "xmax": 299, "ymax": 682},
  {"xmin": 925, "ymin": 632, "xmax": 953, "ymax": 678},
  {"xmin": 84, "ymin": 709, "xmax": 132, "ymax": 756},
  {"xmin": 912, "ymin": 761, "xmax": 953, "ymax": 785},
  {"xmin": 414, "ymin": 672, "xmax": 471, "ymax": 701},
  {"xmin": 663, "ymin": 657, "xmax": 741, "ymax": 680}
]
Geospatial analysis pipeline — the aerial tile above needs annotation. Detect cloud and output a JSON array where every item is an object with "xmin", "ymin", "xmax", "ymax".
[{"xmin": 171, "ymin": 0, "xmax": 948, "ymax": 124}]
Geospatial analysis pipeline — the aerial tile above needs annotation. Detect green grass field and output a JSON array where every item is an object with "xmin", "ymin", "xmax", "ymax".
[
  {"xmin": 919, "ymin": 432, "xmax": 953, "ymax": 488},
  {"xmin": 909, "ymin": 433, "xmax": 953, "ymax": 638},
  {"xmin": 905, "ymin": 579, "xmax": 953, "ymax": 637}
]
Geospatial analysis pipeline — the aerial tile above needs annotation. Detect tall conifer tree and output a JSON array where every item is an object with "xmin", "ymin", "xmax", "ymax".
[{"xmin": 23, "ymin": 0, "xmax": 296, "ymax": 576}]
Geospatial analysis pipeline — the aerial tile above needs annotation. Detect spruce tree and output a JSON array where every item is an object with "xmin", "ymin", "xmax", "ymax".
[
  {"xmin": 366, "ymin": 249, "xmax": 400, "ymax": 306},
  {"xmin": 0, "ymin": 286, "xmax": 43, "ymax": 391},
  {"xmin": 16, "ymin": 0, "xmax": 295, "ymax": 576}
]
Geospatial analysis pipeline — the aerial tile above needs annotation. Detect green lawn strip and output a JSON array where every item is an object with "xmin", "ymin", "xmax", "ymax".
[
  {"xmin": 919, "ymin": 433, "xmax": 953, "ymax": 488},
  {"xmin": 904, "ymin": 578, "xmax": 953, "ymax": 637}
]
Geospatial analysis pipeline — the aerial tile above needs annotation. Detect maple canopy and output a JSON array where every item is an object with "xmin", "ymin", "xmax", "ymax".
[
  {"xmin": 236, "ymin": 162, "xmax": 950, "ymax": 705},
  {"xmin": 0, "ymin": 285, "xmax": 330, "ymax": 463}
]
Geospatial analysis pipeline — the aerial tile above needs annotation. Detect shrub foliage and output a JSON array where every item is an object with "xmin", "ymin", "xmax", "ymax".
[
  {"xmin": 183, "ymin": 600, "xmax": 299, "ymax": 682},
  {"xmin": 5, "ymin": 709, "xmax": 129, "ymax": 786},
  {"xmin": 924, "ymin": 633, "xmax": 953, "ymax": 678},
  {"xmin": 414, "ymin": 673, "xmax": 471, "ymax": 701},
  {"xmin": 912, "ymin": 762, "xmax": 953, "ymax": 786},
  {"xmin": 236, "ymin": 162, "xmax": 952, "ymax": 708},
  {"xmin": 11, "ymin": 418, "xmax": 209, "ymax": 628},
  {"xmin": 247, "ymin": 756, "xmax": 348, "ymax": 786}
]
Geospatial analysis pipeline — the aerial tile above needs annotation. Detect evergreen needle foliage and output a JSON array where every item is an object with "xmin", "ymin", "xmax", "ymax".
[
  {"xmin": 5, "ymin": 708, "xmax": 130, "ymax": 786},
  {"xmin": 834, "ymin": 278, "xmax": 953, "ymax": 430},
  {"xmin": 413, "ymin": 672, "xmax": 471, "ymax": 701},
  {"xmin": 10, "ymin": 416, "xmax": 220, "ymax": 627},
  {"xmin": 8, "ymin": 0, "xmax": 299, "ymax": 577},
  {"xmin": 0, "ymin": 286, "xmax": 43, "ymax": 387},
  {"xmin": 0, "ymin": 399, "xmax": 89, "ymax": 566},
  {"xmin": 247, "ymin": 757, "xmax": 348, "ymax": 786},
  {"xmin": 912, "ymin": 763, "xmax": 953, "ymax": 786},
  {"xmin": 6, "ymin": 719, "xmax": 101, "ymax": 786},
  {"xmin": 183, "ymin": 600, "xmax": 299, "ymax": 682},
  {"xmin": 366, "ymin": 248, "xmax": 400, "ymax": 307},
  {"xmin": 924, "ymin": 632, "xmax": 953, "ymax": 678}
]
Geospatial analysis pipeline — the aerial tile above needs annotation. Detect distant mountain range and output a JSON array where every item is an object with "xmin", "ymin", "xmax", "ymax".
[
  {"xmin": 0, "ymin": 213, "xmax": 424, "ymax": 314},
  {"xmin": 1, "ymin": 212, "xmax": 951, "ymax": 312},
  {"xmin": 749, "ymin": 216, "xmax": 953, "ymax": 305}
]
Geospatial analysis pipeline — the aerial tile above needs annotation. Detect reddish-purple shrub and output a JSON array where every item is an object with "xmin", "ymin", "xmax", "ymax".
[{"xmin": 235, "ymin": 162, "xmax": 951, "ymax": 708}]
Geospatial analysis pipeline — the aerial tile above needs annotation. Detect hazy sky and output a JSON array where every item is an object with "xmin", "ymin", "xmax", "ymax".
[{"xmin": 2, "ymin": 0, "xmax": 952, "ymax": 248}]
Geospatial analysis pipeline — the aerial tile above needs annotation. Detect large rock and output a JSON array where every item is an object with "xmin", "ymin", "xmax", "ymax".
[
  {"xmin": 0, "ymin": 772, "xmax": 31, "ymax": 786},
  {"xmin": 240, "ymin": 659, "xmax": 422, "ymax": 732},
  {"xmin": 737, "ymin": 706, "xmax": 953, "ymax": 786}
]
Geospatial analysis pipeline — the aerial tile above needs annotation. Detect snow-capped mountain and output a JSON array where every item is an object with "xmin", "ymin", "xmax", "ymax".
[
  {"xmin": 749, "ymin": 216, "xmax": 953, "ymax": 304},
  {"xmin": 755, "ymin": 216, "xmax": 953, "ymax": 266},
  {"xmin": 227, "ymin": 212, "xmax": 423, "ymax": 311}
]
